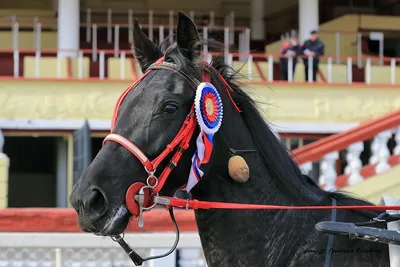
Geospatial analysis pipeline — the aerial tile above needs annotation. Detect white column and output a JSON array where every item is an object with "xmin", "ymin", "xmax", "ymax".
[
  {"xmin": 58, "ymin": 0, "xmax": 80, "ymax": 57},
  {"xmin": 250, "ymin": 0, "xmax": 264, "ymax": 40},
  {"xmin": 299, "ymin": 0, "xmax": 319, "ymax": 43}
]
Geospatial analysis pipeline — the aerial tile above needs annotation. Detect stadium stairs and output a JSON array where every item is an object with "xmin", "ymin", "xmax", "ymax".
[{"xmin": 292, "ymin": 109, "xmax": 400, "ymax": 204}]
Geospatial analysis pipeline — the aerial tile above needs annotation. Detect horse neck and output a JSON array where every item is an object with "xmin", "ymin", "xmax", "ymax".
[
  {"xmin": 187, "ymin": 88, "xmax": 389, "ymax": 266},
  {"xmin": 188, "ymin": 102, "xmax": 333, "ymax": 266}
]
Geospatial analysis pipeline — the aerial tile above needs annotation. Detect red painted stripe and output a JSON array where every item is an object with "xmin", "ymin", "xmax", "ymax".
[{"xmin": 0, "ymin": 208, "xmax": 197, "ymax": 232}]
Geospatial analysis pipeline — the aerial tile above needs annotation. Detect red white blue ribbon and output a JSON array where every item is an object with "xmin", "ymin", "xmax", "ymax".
[{"xmin": 186, "ymin": 82, "xmax": 223, "ymax": 192}]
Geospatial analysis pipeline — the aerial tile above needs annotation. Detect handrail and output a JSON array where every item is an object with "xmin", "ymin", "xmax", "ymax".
[
  {"xmin": 292, "ymin": 109, "xmax": 400, "ymax": 164},
  {"xmin": 0, "ymin": 19, "xmax": 361, "ymax": 34},
  {"xmin": 0, "ymin": 48, "xmax": 398, "ymax": 62},
  {"xmin": 0, "ymin": 20, "xmax": 247, "ymax": 31}
]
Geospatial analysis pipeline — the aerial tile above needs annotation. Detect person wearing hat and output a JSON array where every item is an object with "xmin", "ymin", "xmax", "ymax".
[
  {"xmin": 279, "ymin": 32, "xmax": 301, "ymax": 81},
  {"xmin": 301, "ymin": 30, "xmax": 325, "ymax": 82}
]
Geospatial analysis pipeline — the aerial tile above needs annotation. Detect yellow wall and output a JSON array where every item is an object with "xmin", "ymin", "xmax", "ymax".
[
  {"xmin": 343, "ymin": 164, "xmax": 400, "ymax": 205},
  {"xmin": 1, "ymin": 80, "xmax": 400, "ymax": 123}
]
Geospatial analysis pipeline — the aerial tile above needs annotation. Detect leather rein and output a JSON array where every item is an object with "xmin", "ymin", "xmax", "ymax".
[{"xmin": 102, "ymin": 57, "xmax": 400, "ymax": 266}]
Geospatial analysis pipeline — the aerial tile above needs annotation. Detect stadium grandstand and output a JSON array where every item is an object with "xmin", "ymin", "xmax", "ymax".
[{"xmin": 0, "ymin": 0, "xmax": 400, "ymax": 266}]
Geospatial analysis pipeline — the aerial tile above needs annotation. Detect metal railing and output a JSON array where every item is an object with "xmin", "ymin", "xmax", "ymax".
[
  {"xmin": 7, "ymin": 20, "xmax": 250, "ymax": 63},
  {"xmin": 1, "ymin": 48, "xmax": 400, "ymax": 85},
  {"xmin": 0, "ymin": 232, "xmax": 206, "ymax": 267}
]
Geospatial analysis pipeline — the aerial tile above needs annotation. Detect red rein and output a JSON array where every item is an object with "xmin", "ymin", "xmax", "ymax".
[{"xmin": 103, "ymin": 58, "xmax": 400, "ymax": 216}]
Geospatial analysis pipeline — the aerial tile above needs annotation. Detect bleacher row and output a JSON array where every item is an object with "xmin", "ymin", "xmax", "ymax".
[{"xmin": 8, "ymin": 54, "xmax": 400, "ymax": 84}]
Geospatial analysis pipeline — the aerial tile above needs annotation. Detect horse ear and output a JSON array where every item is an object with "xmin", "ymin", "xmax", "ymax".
[
  {"xmin": 176, "ymin": 11, "xmax": 201, "ymax": 60},
  {"xmin": 133, "ymin": 19, "xmax": 163, "ymax": 73}
]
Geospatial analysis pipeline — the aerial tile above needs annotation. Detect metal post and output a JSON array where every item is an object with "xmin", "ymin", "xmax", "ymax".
[
  {"xmin": 92, "ymin": 24, "xmax": 98, "ymax": 62},
  {"xmin": 308, "ymin": 57, "xmax": 313, "ymax": 83},
  {"xmin": 247, "ymin": 55, "xmax": 253, "ymax": 80},
  {"xmin": 159, "ymin": 25, "xmax": 164, "ymax": 44},
  {"xmin": 268, "ymin": 55, "xmax": 273, "ymax": 82},
  {"xmin": 224, "ymin": 27, "xmax": 229, "ymax": 64},
  {"xmin": 357, "ymin": 32, "xmax": 362, "ymax": 68},
  {"xmin": 209, "ymin": 11, "xmax": 215, "ymax": 26},
  {"xmin": 35, "ymin": 50, "xmax": 40, "ymax": 78},
  {"xmin": 99, "ymin": 51, "xmax": 105, "ymax": 80},
  {"xmin": 327, "ymin": 57, "xmax": 332, "ymax": 83},
  {"xmin": 391, "ymin": 58, "xmax": 396, "ymax": 85},
  {"xmin": 120, "ymin": 52, "xmax": 126, "ymax": 80},
  {"xmin": 149, "ymin": 10, "xmax": 154, "ymax": 42},
  {"xmin": 227, "ymin": 53, "xmax": 233, "ymax": 67},
  {"xmin": 245, "ymin": 28, "xmax": 250, "ymax": 57},
  {"xmin": 365, "ymin": 57, "xmax": 371, "ymax": 84},
  {"xmin": 107, "ymin": 9, "xmax": 112, "ymax": 43},
  {"xmin": 86, "ymin": 8, "xmax": 91, "ymax": 43},
  {"xmin": 203, "ymin": 27, "xmax": 208, "ymax": 58},
  {"xmin": 12, "ymin": 22, "xmax": 19, "ymax": 50},
  {"xmin": 238, "ymin": 32, "xmax": 243, "ymax": 61},
  {"xmin": 13, "ymin": 50, "xmax": 19, "ymax": 79},
  {"xmin": 336, "ymin": 32, "xmax": 340, "ymax": 64},
  {"xmin": 128, "ymin": 9, "xmax": 133, "ymax": 44},
  {"xmin": 347, "ymin": 57, "xmax": 352, "ymax": 84},
  {"xmin": 229, "ymin": 12, "xmax": 235, "ymax": 45},
  {"xmin": 288, "ymin": 57, "xmax": 293, "ymax": 83},
  {"xmin": 33, "ymin": 17, "xmax": 38, "ymax": 44},
  {"xmin": 169, "ymin": 10, "xmax": 174, "ymax": 44},
  {"xmin": 114, "ymin": 24, "xmax": 119, "ymax": 58},
  {"xmin": 35, "ymin": 23, "xmax": 41, "ymax": 52},
  {"xmin": 78, "ymin": 50, "xmax": 83, "ymax": 79}
]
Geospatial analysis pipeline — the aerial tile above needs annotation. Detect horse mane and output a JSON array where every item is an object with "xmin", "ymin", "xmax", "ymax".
[{"xmin": 157, "ymin": 35, "xmax": 379, "ymax": 218}]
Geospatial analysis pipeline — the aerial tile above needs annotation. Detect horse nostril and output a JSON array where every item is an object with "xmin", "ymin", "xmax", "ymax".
[{"xmin": 83, "ymin": 189, "xmax": 108, "ymax": 216}]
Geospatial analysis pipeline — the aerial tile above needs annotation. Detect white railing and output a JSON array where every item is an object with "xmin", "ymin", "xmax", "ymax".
[
  {"xmin": 297, "ymin": 118, "xmax": 400, "ymax": 191},
  {"xmin": 0, "ymin": 232, "xmax": 207, "ymax": 267},
  {"xmin": 5, "ymin": 48, "xmax": 400, "ymax": 85}
]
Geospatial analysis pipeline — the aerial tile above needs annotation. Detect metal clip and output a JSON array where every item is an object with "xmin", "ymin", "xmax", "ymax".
[
  {"xmin": 153, "ymin": 196, "xmax": 171, "ymax": 206},
  {"xmin": 136, "ymin": 189, "xmax": 145, "ymax": 228}
]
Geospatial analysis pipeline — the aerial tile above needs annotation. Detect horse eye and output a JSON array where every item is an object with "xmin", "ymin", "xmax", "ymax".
[{"xmin": 163, "ymin": 104, "xmax": 178, "ymax": 114}]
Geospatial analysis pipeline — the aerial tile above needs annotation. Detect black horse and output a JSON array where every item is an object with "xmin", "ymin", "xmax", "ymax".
[{"xmin": 69, "ymin": 12, "xmax": 390, "ymax": 267}]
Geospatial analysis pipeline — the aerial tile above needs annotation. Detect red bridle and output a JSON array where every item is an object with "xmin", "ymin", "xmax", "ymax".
[{"xmin": 102, "ymin": 57, "xmax": 240, "ymax": 217}]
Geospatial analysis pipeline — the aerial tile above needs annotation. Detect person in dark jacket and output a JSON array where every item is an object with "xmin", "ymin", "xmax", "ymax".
[
  {"xmin": 302, "ymin": 30, "xmax": 325, "ymax": 82},
  {"xmin": 279, "ymin": 32, "xmax": 301, "ymax": 81}
]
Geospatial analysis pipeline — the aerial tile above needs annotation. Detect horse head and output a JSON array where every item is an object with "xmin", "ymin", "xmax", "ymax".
[{"xmin": 69, "ymin": 11, "xmax": 247, "ymax": 236}]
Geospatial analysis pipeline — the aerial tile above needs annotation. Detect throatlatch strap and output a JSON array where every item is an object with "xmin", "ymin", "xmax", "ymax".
[{"xmin": 324, "ymin": 197, "xmax": 337, "ymax": 267}]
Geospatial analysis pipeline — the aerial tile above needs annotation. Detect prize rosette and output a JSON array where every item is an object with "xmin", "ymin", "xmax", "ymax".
[{"xmin": 194, "ymin": 82, "xmax": 223, "ymax": 134}]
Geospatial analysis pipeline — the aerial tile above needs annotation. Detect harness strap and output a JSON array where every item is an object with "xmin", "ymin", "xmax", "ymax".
[
  {"xmin": 324, "ymin": 197, "xmax": 337, "ymax": 267},
  {"xmin": 164, "ymin": 197, "xmax": 400, "ymax": 211}
]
